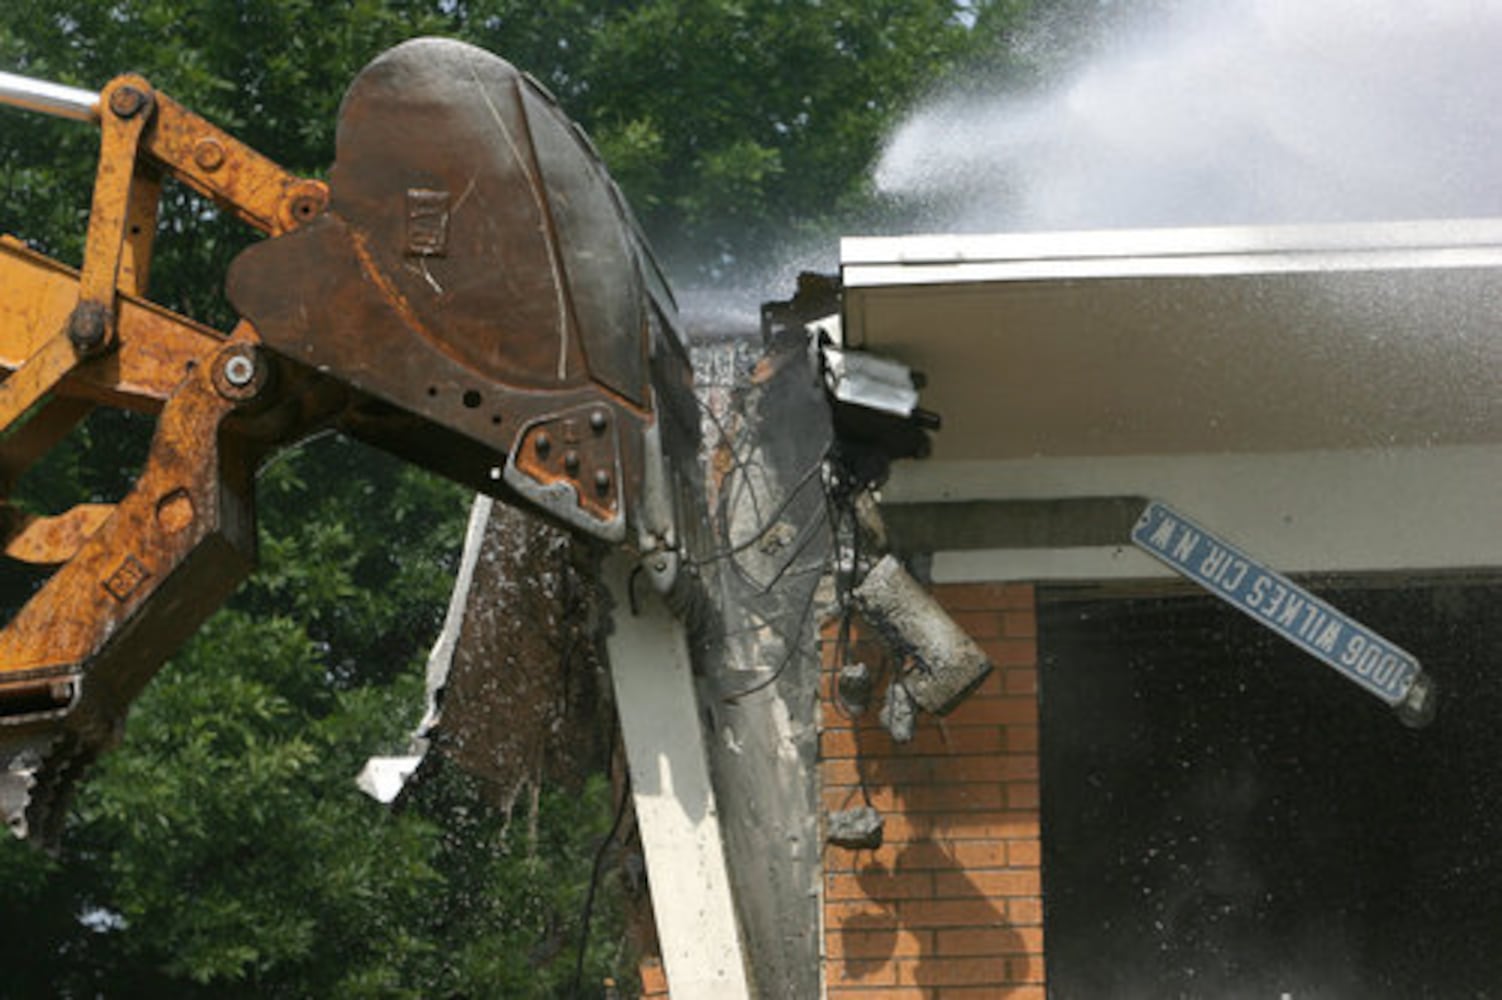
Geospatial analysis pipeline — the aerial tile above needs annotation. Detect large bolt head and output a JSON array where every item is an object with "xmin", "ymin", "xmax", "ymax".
[
  {"xmin": 193, "ymin": 138, "xmax": 226, "ymax": 172},
  {"xmin": 211, "ymin": 345, "xmax": 268, "ymax": 401},
  {"xmin": 67, "ymin": 302, "xmax": 110, "ymax": 354},
  {"xmin": 109, "ymin": 85, "xmax": 148, "ymax": 118},
  {"xmin": 223, "ymin": 354, "xmax": 256, "ymax": 387}
]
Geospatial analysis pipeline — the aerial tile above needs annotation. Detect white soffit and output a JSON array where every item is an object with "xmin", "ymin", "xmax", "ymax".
[
  {"xmin": 842, "ymin": 218, "xmax": 1502, "ymax": 461},
  {"xmin": 845, "ymin": 220, "xmax": 1502, "ymax": 577}
]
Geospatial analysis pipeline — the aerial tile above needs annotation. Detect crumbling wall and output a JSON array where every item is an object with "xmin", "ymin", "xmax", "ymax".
[
  {"xmin": 415, "ymin": 496, "xmax": 612, "ymax": 812},
  {"xmin": 680, "ymin": 333, "xmax": 829, "ymax": 998}
]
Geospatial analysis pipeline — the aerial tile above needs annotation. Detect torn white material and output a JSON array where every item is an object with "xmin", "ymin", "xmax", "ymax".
[
  {"xmin": 0, "ymin": 738, "xmax": 56, "ymax": 840},
  {"xmin": 0, "ymin": 765, "xmax": 36, "ymax": 839},
  {"xmin": 355, "ymin": 756, "xmax": 422, "ymax": 804},
  {"xmin": 356, "ymin": 493, "xmax": 493, "ymax": 803},
  {"xmin": 416, "ymin": 494, "xmax": 495, "ymax": 741}
]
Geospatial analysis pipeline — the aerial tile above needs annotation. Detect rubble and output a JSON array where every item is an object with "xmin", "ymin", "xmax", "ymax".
[
  {"xmin": 878, "ymin": 680, "xmax": 916, "ymax": 744},
  {"xmin": 836, "ymin": 662, "xmax": 873, "ymax": 716},
  {"xmin": 826, "ymin": 805, "xmax": 884, "ymax": 850}
]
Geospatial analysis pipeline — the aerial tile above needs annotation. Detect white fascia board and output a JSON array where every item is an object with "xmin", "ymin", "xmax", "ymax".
[{"xmin": 842, "ymin": 217, "xmax": 1502, "ymax": 287}]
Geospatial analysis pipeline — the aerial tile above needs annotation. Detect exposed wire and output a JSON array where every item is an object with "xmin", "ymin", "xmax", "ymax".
[
  {"xmin": 689, "ymin": 451, "xmax": 826, "ymax": 571},
  {"xmin": 571, "ymin": 716, "xmax": 631, "ymax": 996}
]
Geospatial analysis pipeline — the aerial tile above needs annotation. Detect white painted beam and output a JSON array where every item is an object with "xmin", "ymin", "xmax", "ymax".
[{"xmin": 602, "ymin": 555, "xmax": 750, "ymax": 999}]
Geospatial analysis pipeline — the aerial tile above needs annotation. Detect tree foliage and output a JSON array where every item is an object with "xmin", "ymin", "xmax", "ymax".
[{"xmin": 0, "ymin": 0, "xmax": 1046, "ymax": 995}]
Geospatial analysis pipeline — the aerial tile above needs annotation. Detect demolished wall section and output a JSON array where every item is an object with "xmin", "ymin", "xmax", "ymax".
[{"xmin": 690, "ymin": 334, "xmax": 830, "ymax": 998}]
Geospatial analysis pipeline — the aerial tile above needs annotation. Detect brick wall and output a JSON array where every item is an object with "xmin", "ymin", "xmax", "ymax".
[
  {"xmin": 821, "ymin": 582, "xmax": 1044, "ymax": 999},
  {"xmin": 637, "ymin": 957, "xmax": 669, "ymax": 998}
]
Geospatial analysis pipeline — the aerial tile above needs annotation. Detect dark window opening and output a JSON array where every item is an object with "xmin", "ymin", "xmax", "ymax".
[{"xmin": 1040, "ymin": 583, "xmax": 1502, "ymax": 997}]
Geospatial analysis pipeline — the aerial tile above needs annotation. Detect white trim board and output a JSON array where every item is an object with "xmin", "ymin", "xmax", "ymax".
[{"xmin": 884, "ymin": 445, "xmax": 1502, "ymax": 581}]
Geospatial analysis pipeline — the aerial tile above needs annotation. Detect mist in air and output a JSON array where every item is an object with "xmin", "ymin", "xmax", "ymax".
[{"xmin": 876, "ymin": 0, "xmax": 1502, "ymax": 233}]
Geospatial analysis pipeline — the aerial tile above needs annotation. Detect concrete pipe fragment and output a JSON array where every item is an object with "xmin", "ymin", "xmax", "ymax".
[{"xmin": 852, "ymin": 553, "xmax": 993, "ymax": 715}]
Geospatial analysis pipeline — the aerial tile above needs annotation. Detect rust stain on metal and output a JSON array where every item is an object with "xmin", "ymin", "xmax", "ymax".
[
  {"xmin": 0, "ymin": 239, "xmax": 231, "ymax": 407},
  {"xmin": 155, "ymin": 490, "xmax": 194, "ymax": 534},
  {"xmin": 3, "ymin": 504, "xmax": 114, "ymax": 566},
  {"xmin": 345, "ymin": 226, "xmax": 451, "ymax": 358},
  {"xmin": 145, "ymin": 95, "xmax": 327, "ymax": 236},
  {"xmin": 73, "ymin": 75, "xmax": 155, "ymax": 355},
  {"xmin": 513, "ymin": 407, "xmax": 621, "ymax": 523}
]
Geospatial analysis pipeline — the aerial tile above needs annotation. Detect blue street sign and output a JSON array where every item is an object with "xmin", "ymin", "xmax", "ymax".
[{"xmin": 1131, "ymin": 500, "xmax": 1421, "ymax": 707}]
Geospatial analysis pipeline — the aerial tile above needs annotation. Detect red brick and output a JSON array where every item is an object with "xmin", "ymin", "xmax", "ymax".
[
  {"xmin": 944, "ymin": 694, "xmax": 1037, "ymax": 727},
  {"xmin": 877, "ymin": 812, "xmax": 942, "ymax": 843},
  {"xmin": 902, "ymin": 956, "xmax": 1009, "ymax": 987},
  {"xmin": 932, "ymin": 581, "xmax": 1034, "ymax": 611},
  {"xmin": 879, "ymin": 811, "xmax": 1015, "ymax": 844},
  {"xmin": 1004, "ymin": 668, "xmax": 1038, "ymax": 695},
  {"xmin": 822, "ymin": 581, "xmax": 1046, "ymax": 1000},
  {"xmin": 1005, "ymin": 725, "xmax": 1039, "ymax": 754},
  {"xmin": 971, "ymin": 666, "xmax": 1006, "ymax": 697},
  {"xmin": 826, "ymin": 901, "xmax": 899, "ymax": 929},
  {"xmin": 934, "ymin": 926, "xmax": 1044, "ymax": 957},
  {"xmin": 1009, "ymin": 955, "xmax": 1045, "ymax": 983},
  {"xmin": 949, "ymin": 610, "xmax": 1003, "ymax": 639},
  {"xmin": 822, "ymin": 722, "xmax": 1007, "ymax": 761},
  {"xmin": 826, "ymin": 928, "xmax": 931, "ymax": 959},
  {"xmin": 639, "ymin": 957, "xmax": 667, "ymax": 996},
  {"xmin": 826, "ymin": 956, "xmax": 900, "ymax": 987},
  {"xmin": 826, "ymin": 751, "xmax": 1034, "ymax": 789},
  {"xmin": 934, "ymin": 869, "xmax": 1042, "ymax": 899},
  {"xmin": 1007, "ymin": 897, "xmax": 1044, "ymax": 926},
  {"xmin": 911, "ymin": 810, "xmax": 1040, "ymax": 842},
  {"xmin": 827, "ymin": 870, "xmax": 934, "ymax": 901},
  {"xmin": 1007, "ymin": 840, "xmax": 1042, "ymax": 868},
  {"xmin": 824, "ymin": 842, "xmax": 901, "ymax": 873},
  {"xmin": 840, "ymin": 782, "xmax": 1009, "ymax": 817},
  {"xmin": 1006, "ymin": 781, "xmax": 1040, "ymax": 810},
  {"xmin": 942, "ymin": 987, "xmax": 1044, "ymax": 1000},
  {"xmin": 978, "ymin": 638, "xmax": 1038, "ymax": 669},
  {"xmin": 821, "ymin": 759, "xmax": 870, "ymax": 787},
  {"xmin": 823, "ymin": 784, "xmax": 867, "ymax": 814},
  {"xmin": 898, "ymin": 898, "xmax": 1012, "ymax": 929},
  {"xmin": 1002, "ymin": 608, "xmax": 1037, "ymax": 638},
  {"xmin": 904, "ymin": 724, "xmax": 1007, "ymax": 758},
  {"xmin": 900, "ymin": 783, "xmax": 1007, "ymax": 814},
  {"xmin": 820, "ymin": 728, "xmax": 862, "ymax": 759},
  {"xmin": 893, "ymin": 840, "xmax": 1007, "ymax": 872}
]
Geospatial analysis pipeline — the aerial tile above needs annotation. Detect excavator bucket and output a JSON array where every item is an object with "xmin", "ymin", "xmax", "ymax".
[
  {"xmin": 0, "ymin": 38, "xmax": 696, "ymax": 841},
  {"xmin": 228, "ymin": 37, "xmax": 691, "ymax": 548}
]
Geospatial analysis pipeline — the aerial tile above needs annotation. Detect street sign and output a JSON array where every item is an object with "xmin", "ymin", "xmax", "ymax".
[{"xmin": 1131, "ymin": 500, "xmax": 1433, "ymax": 720}]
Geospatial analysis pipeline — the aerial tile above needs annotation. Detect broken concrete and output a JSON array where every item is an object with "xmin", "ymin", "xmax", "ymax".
[
  {"xmin": 826, "ymin": 805, "xmax": 884, "ymax": 850},
  {"xmin": 854, "ymin": 553, "xmax": 993, "ymax": 715},
  {"xmin": 879, "ymin": 679, "xmax": 917, "ymax": 744},
  {"xmin": 837, "ymin": 662, "xmax": 874, "ymax": 717},
  {"xmin": 689, "ymin": 333, "xmax": 829, "ymax": 999}
]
